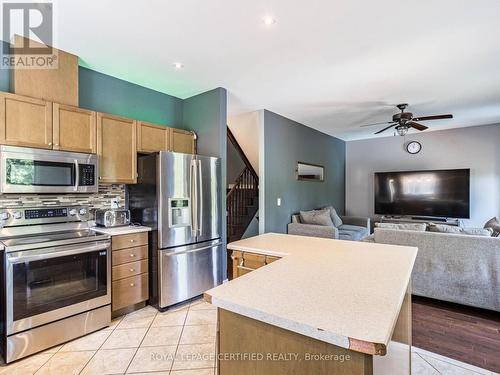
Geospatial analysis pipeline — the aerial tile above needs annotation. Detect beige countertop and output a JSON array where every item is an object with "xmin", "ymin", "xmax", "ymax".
[
  {"xmin": 205, "ymin": 233, "xmax": 417, "ymax": 356},
  {"xmin": 90, "ymin": 225, "xmax": 151, "ymax": 235}
]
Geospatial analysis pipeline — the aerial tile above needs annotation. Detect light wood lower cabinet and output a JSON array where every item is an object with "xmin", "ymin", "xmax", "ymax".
[
  {"xmin": 0, "ymin": 92, "xmax": 53, "ymax": 149},
  {"xmin": 230, "ymin": 250, "xmax": 281, "ymax": 279},
  {"xmin": 137, "ymin": 121, "xmax": 169, "ymax": 153},
  {"xmin": 112, "ymin": 273, "xmax": 149, "ymax": 312},
  {"xmin": 112, "ymin": 232, "xmax": 148, "ymax": 250},
  {"xmin": 53, "ymin": 103, "xmax": 96, "ymax": 153},
  {"xmin": 97, "ymin": 112, "xmax": 137, "ymax": 184},
  {"xmin": 170, "ymin": 128, "xmax": 195, "ymax": 153},
  {"xmin": 111, "ymin": 232, "xmax": 149, "ymax": 312}
]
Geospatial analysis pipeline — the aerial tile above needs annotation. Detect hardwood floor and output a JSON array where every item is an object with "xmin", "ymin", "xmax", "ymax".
[{"xmin": 412, "ymin": 296, "xmax": 500, "ymax": 372}]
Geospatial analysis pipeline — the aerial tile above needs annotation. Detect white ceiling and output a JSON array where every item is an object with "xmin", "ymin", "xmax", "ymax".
[{"xmin": 52, "ymin": 0, "xmax": 500, "ymax": 140}]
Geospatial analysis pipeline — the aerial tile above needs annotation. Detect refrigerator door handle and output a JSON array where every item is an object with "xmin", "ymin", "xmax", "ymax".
[
  {"xmin": 190, "ymin": 159, "xmax": 198, "ymax": 236},
  {"xmin": 163, "ymin": 243, "xmax": 219, "ymax": 257},
  {"xmin": 197, "ymin": 159, "xmax": 203, "ymax": 235}
]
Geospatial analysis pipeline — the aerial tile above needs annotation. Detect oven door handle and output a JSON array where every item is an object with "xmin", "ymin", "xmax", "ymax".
[{"xmin": 7, "ymin": 242, "xmax": 109, "ymax": 264}]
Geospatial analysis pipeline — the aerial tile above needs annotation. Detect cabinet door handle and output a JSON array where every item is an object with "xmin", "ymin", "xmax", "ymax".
[
  {"xmin": 129, "ymin": 268, "xmax": 135, "ymax": 272},
  {"xmin": 130, "ymin": 253, "xmax": 135, "ymax": 257},
  {"xmin": 48, "ymin": 142, "xmax": 52, "ymax": 146},
  {"xmin": 130, "ymin": 283, "xmax": 135, "ymax": 287}
]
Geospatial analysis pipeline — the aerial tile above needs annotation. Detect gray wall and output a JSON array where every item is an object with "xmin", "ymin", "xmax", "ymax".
[
  {"xmin": 183, "ymin": 88, "xmax": 228, "ymax": 269},
  {"xmin": 346, "ymin": 124, "xmax": 500, "ymax": 227},
  {"xmin": 262, "ymin": 110, "xmax": 346, "ymax": 233}
]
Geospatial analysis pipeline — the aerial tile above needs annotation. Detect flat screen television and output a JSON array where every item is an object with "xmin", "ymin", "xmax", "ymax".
[{"xmin": 374, "ymin": 169, "xmax": 470, "ymax": 218}]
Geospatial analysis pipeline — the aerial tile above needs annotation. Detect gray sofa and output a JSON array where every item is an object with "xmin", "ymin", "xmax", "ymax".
[
  {"xmin": 365, "ymin": 228, "xmax": 500, "ymax": 311},
  {"xmin": 288, "ymin": 214, "xmax": 370, "ymax": 241}
]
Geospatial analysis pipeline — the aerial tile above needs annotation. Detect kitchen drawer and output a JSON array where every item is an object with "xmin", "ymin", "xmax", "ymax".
[
  {"xmin": 112, "ymin": 245, "xmax": 148, "ymax": 266},
  {"xmin": 242, "ymin": 252, "xmax": 266, "ymax": 270},
  {"xmin": 112, "ymin": 232, "xmax": 148, "ymax": 250},
  {"xmin": 112, "ymin": 273, "xmax": 148, "ymax": 311},
  {"xmin": 265, "ymin": 255, "xmax": 280, "ymax": 264},
  {"xmin": 112, "ymin": 259, "xmax": 148, "ymax": 281}
]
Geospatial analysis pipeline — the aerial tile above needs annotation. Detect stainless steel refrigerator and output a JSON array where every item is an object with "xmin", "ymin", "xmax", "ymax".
[{"xmin": 127, "ymin": 151, "xmax": 223, "ymax": 309}]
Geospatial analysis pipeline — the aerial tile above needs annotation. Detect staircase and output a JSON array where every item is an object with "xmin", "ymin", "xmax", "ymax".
[{"xmin": 226, "ymin": 127, "xmax": 259, "ymax": 243}]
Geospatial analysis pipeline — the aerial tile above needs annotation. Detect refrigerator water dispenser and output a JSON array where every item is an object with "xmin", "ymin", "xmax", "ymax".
[{"xmin": 169, "ymin": 198, "xmax": 191, "ymax": 227}]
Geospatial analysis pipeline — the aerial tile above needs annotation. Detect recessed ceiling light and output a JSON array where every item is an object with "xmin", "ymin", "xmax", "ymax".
[
  {"xmin": 173, "ymin": 62, "xmax": 184, "ymax": 69},
  {"xmin": 263, "ymin": 16, "xmax": 276, "ymax": 26}
]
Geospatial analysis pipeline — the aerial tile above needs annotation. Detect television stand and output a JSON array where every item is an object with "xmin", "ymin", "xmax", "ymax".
[{"xmin": 380, "ymin": 216, "xmax": 462, "ymax": 227}]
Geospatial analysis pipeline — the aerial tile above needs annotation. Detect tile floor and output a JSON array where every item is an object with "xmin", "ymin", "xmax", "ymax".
[
  {"xmin": 0, "ymin": 298, "xmax": 495, "ymax": 375},
  {"xmin": 0, "ymin": 298, "xmax": 217, "ymax": 375}
]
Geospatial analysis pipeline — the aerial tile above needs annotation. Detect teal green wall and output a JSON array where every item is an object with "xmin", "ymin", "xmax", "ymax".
[
  {"xmin": 0, "ymin": 42, "xmax": 10, "ymax": 92},
  {"xmin": 79, "ymin": 67, "xmax": 184, "ymax": 128},
  {"xmin": 0, "ymin": 60, "xmax": 184, "ymax": 129},
  {"xmin": 263, "ymin": 110, "xmax": 346, "ymax": 233}
]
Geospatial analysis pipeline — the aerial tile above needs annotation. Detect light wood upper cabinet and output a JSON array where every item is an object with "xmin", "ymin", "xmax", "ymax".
[
  {"xmin": 170, "ymin": 128, "xmax": 195, "ymax": 154},
  {"xmin": 97, "ymin": 113, "xmax": 137, "ymax": 184},
  {"xmin": 0, "ymin": 92, "xmax": 53, "ymax": 149},
  {"xmin": 136, "ymin": 121, "xmax": 169, "ymax": 153},
  {"xmin": 53, "ymin": 103, "xmax": 96, "ymax": 153}
]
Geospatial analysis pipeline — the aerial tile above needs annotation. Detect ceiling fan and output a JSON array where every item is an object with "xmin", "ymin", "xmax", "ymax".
[{"xmin": 360, "ymin": 104, "xmax": 453, "ymax": 136}]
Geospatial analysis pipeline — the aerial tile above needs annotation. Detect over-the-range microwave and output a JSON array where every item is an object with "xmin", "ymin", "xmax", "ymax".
[{"xmin": 0, "ymin": 145, "xmax": 98, "ymax": 193}]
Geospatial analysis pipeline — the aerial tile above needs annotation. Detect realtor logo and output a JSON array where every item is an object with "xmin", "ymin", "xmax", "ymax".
[{"xmin": 1, "ymin": 2, "xmax": 57, "ymax": 69}]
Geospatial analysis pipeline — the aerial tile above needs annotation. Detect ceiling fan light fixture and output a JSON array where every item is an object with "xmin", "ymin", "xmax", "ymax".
[{"xmin": 396, "ymin": 126, "xmax": 409, "ymax": 136}]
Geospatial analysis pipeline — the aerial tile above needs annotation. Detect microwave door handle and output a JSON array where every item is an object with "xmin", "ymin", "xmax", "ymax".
[
  {"xmin": 74, "ymin": 159, "xmax": 79, "ymax": 192},
  {"xmin": 8, "ymin": 243, "xmax": 109, "ymax": 264}
]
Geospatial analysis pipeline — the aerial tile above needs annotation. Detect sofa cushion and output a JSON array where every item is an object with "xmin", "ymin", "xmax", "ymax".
[
  {"xmin": 484, "ymin": 217, "xmax": 500, "ymax": 237},
  {"xmin": 375, "ymin": 222, "xmax": 427, "ymax": 232},
  {"xmin": 299, "ymin": 209, "xmax": 333, "ymax": 227},
  {"xmin": 339, "ymin": 229, "xmax": 367, "ymax": 241},
  {"xmin": 427, "ymin": 223, "xmax": 462, "ymax": 234},
  {"xmin": 338, "ymin": 225, "xmax": 369, "ymax": 241},
  {"xmin": 324, "ymin": 206, "xmax": 343, "ymax": 227},
  {"xmin": 462, "ymin": 227, "xmax": 493, "ymax": 237}
]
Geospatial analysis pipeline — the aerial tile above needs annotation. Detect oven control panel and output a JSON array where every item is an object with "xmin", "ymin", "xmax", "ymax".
[
  {"xmin": 0, "ymin": 206, "xmax": 90, "ymax": 227},
  {"xmin": 25, "ymin": 208, "xmax": 68, "ymax": 220}
]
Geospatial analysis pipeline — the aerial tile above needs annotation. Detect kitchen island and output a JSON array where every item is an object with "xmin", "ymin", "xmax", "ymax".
[{"xmin": 205, "ymin": 233, "xmax": 417, "ymax": 374}]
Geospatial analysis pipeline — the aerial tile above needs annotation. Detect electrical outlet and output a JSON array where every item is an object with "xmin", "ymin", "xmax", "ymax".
[
  {"xmin": 111, "ymin": 198, "xmax": 119, "ymax": 209},
  {"xmin": 277, "ymin": 197, "xmax": 282, "ymax": 206}
]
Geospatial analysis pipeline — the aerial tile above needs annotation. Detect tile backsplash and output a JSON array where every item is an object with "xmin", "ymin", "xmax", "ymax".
[{"xmin": 0, "ymin": 184, "xmax": 125, "ymax": 216}]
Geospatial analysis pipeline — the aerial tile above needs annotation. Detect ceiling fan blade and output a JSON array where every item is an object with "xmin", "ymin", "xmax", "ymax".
[
  {"xmin": 412, "ymin": 114, "xmax": 453, "ymax": 121},
  {"xmin": 360, "ymin": 121, "xmax": 395, "ymax": 128},
  {"xmin": 408, "ymin": 122, "xmax": 428, "ymax": 131},
  {"xmin": 375, "ymin": 123, "xmax": 397, "ymax": 134}
]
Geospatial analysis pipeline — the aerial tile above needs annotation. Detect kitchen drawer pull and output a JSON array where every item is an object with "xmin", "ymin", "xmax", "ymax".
[
  {"xmin": 130, "ymin": 283, "xmax": 135, "ymax": 287},
  {"xmin": 130, "ymin": 253, "xmax": 135, "ymax": 257},
  {"xmin": 130, "ymin": 239, "xmax": 135, "ymax": 243},
  {"xmin": 130, "ymin": 268, "xmax": 135, "ymax": 272}
]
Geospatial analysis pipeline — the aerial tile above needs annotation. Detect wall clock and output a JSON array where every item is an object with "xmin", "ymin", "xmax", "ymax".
[{"xmin": 406, "ymin": 141, "xmax": 422, "ymax": 154}]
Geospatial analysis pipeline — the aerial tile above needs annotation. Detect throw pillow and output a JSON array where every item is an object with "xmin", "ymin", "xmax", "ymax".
[
  {"xmin": 484, "ymin": 217, "xmax": 500, "ymax": 237},
  {"xmin": 375, "ymin": 222, "xmax": 427, "ymax": 232},
  {"xmin": 427, "ymin": 223, "xmax": 463, "ymax": 234},
  {"xmin": 299, "ymin": 209, "xmax": 334, "ymax": 227},
  {"xmin": 324, "ymin": 206, "xmax": 343, "ymax": 227},
  {"xmin": 462, "ymin": 227, "xmax": 493, "ymax": 237}
]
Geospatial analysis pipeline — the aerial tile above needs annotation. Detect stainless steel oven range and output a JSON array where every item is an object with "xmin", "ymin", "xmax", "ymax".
[{"xmin": 0, "ymin": 206, "xmax": 111, "ymax": 363}]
